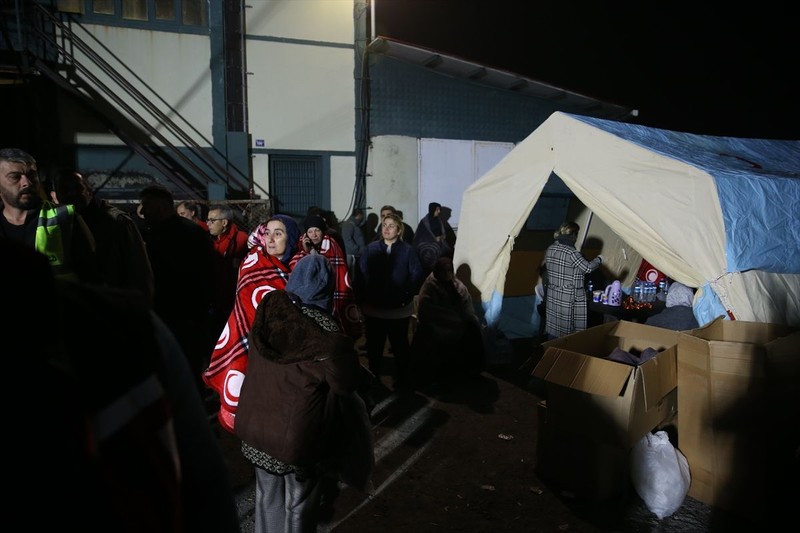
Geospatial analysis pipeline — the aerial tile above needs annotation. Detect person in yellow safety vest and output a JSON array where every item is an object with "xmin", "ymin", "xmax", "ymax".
[{"xmin": 0, "ymin": 147, "xmax": 98, "ymax": 283}]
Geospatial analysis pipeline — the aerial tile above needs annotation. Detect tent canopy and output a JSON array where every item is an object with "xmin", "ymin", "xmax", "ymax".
[{"xmin": 454, "ymin": 112, "xmax": 800, "ymax": 327}]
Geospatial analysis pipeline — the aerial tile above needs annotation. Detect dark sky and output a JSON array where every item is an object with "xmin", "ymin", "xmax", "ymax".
[{"xmin": 375, "ymin": 1, "xmax": 798, "ymax": 140}]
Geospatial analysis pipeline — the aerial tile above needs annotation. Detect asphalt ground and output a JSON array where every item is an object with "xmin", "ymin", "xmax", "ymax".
[{"xmin": 214, "ymin": 336, "xmax": 760, "ymax": 532}]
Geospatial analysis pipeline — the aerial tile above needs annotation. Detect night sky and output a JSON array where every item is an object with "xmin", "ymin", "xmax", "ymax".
[{"xmin": 374, "ymin": 1, "xmax": 798, "ymax": 140}]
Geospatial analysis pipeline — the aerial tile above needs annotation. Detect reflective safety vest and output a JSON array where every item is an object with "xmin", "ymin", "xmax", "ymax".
[{"xmin": 34, "ymin": 203, "xmax": 78, "ymax": 281}]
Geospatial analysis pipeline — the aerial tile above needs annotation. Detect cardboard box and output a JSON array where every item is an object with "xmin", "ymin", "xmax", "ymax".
[
  {"xmin": 535, "ymin": 400, "xmax": 631, "ymax": 502},
  {"xmin": 676, "ymin": 318, "xmax": 799, "ymax": 524},
  {"xmin": 532, "ymin": 321, "xmax": 679, "ymax": 448}
]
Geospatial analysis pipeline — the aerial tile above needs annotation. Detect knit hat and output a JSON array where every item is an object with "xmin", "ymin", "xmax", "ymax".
[
  {"xmin": 304, "ymin": 214, "xmax": 327, "ymax": 233},
  {"xmin": 285, "ymin": 254, "xmax": 334, "ymax": 312}
]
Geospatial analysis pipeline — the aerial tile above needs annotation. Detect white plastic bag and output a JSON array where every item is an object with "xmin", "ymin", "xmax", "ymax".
[{"xmin": 630, "ymin": 430, "xmax": 691, "ymax": 519}]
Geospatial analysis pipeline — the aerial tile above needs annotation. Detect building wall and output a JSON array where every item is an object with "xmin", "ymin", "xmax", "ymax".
[
  {"xmin": 43, "ymin": 0, "xmax": 360, "ymax": 210},
  {"xmin": 368, "ymin": 56, "xmax": 563, "ymax": 142},
  {"xmin": 364, "ymin": 51, "xmax": 611, "ymax": 227},
  {"xmin": 44, "ymin": 16, "xmax": 231, "ymax": 198},
  {"xmin": 37, "ymin": 0, "xmax": 615, "ymax": 220},
  {"xmin": 330, "ymin": 154, "xmax": 358, "ymax": 219},
  {"xmin": 366, "ymin": 136, "xmax": 420, "ymax": 225},
  {"xmin": 246, "ymin": 0, "xmax": 357, "ymax": 219},
  {"xmin": 72, "ymin": 25, "xmax": 213, "ymax": 146}
]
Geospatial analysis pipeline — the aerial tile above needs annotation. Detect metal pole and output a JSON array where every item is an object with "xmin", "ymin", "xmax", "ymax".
[{"xmin": 370, "ymin": 0, "xmax": 376, "ymax": 40}]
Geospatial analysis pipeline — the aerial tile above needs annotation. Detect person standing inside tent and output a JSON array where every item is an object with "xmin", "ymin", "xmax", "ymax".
[{"xmin": 543, "ymin": 221, "xmax": 603, "ymax": 339}]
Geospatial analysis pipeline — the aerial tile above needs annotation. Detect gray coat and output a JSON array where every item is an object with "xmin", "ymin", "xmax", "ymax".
[
  {"xmin": 341, "ymin": 215, "xmax": 367, "ymax": 257},
  {"xmin": 544, "ymin": 241, "xmax": 602, "ymax": 338}
]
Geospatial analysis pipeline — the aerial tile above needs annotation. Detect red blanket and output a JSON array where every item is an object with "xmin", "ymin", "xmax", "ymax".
[
  {"xmin": 203, "ymin": 248, "xmax": 291, "ymax": 432},
  {"xmin": 290, "ymin": 235, "xmax": 364, "ymax": 340}
]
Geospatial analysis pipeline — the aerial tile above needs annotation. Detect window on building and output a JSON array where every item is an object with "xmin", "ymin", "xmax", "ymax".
[
  {"xmin": 85, "ymin": 0, "xmax": 207, "ymax": 29},
  {"xmin": 92, "ymin": 0, "xmax": 114, "ymax": 15},
  {"xmin": 155, "ymin": 0, "xmax": 175, "ymax": 21},
  {"xmin": 182, "ymin": 0, "xmax": 208, "ymax": 26},
  {"xmin": 57, "ymin": 0, "xmax": 83, "ymax": 14},
  {"xmin": 122, "ymin": 0, "xmax": 147, "ymax": 21}
]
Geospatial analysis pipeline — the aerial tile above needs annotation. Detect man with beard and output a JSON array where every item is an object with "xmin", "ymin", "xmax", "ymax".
[{"xmin": 0, "ymin": 147, "xmax": 98, "ymax": 282}]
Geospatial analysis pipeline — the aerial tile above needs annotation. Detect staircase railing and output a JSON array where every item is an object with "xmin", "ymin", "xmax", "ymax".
[{"xmin": 16, "ymin": 1, "xmax": 256, "ymax": 199}]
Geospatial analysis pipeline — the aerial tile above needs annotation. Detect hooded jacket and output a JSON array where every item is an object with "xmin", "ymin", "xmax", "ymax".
[{"xmin": 234, "ymin": 287, "xmax": 362, "ymax": 467}]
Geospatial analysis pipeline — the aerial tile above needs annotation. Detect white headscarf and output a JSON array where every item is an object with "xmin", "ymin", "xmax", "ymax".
[{"xmin": 666, "ymin": 282, "xmax": 694, "ymax": 308}]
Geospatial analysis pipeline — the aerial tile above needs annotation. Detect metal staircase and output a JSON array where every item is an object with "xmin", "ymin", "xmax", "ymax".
[{"xmin": 1, "ymin": 0, "xmax": 253, "ymax": 200}]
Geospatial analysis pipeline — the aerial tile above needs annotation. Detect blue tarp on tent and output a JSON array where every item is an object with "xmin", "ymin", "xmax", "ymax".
[{"xmin": 456, "ymin": 112, "xmax": 800, "ymax": 329}]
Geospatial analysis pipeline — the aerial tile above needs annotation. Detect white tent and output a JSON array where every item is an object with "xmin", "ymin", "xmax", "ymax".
[{"xmin": 454, "ymin": 112, "xmax": 800, "ymax": 328}]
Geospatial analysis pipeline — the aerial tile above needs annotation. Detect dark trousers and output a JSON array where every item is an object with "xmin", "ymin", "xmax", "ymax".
[{"xmin": 364, "ymin": 315, "xmax": 411, "ymax": 384}]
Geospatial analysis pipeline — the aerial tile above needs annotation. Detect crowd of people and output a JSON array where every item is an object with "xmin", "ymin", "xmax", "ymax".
[
  {"xmin": 15, "ymin": 144, "xmax": 668, "ymax": 531},
  {"xmin": 200, "ymin": 200, "xmax": 475, "ymax": 530},
  {"xmin": 1, "ymin": 148, "xmax": 241, "ymax": 531},
  {"xmin": 3, "ymin": 144, "xmax": 702, "ymax": 530}
]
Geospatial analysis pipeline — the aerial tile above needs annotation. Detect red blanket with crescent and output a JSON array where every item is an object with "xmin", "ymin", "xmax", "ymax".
[{"xmin": 203, "ymin": 248, "xmax": 290, "ymax": 433}]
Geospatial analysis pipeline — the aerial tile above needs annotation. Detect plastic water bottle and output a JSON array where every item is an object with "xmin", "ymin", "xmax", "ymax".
[{"xmin": 633, "ymin": 279, "xmax": 642, "ymax": 302}]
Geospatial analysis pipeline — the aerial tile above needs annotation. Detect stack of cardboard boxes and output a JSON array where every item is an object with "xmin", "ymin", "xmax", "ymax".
[
  {"xmin": 675, "ymin": 319, "xmax": 798, "ymax": 525},
  {"xmin": 532, "ymin": 317, "xmax": 798, "ymax": 525},
  {"xmin": 532, "ymin": 321, "xmax": 680, "ymax": 501}
]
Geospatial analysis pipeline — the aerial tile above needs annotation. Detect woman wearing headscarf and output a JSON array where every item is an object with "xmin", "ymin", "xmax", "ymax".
[
  {"xmin": 235, "ymin": 254, "xmax": 374, "ymax": 533},
  {"xmin": 645, "ymin": 281, "xmax": 699, "ymax": 331},
  {"xmin": 203, "ymin": 214, "xmax": 300, "ymax": 433},
  {"xmin": 291, "ymin": 213, "xmax": 364, "ymax": 340},
  {"xmin": 544, "ymin": 221, "xmax": 603, "ymax": 339}
]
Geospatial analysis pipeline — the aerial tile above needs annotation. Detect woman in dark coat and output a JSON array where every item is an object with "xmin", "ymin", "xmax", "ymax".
[
  {"xmin": 234, "ymin": 254, "xmax": 373, "ymax": 533},
  {"xmin": 411, "ymin": 256, "xmax": 484, "ymax": 388},
  {"xmin": 359, "ymin": 213, "xmax": 424, "ymax": 388}
]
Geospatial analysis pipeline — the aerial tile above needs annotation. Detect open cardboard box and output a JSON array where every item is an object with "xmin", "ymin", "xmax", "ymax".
[
  {"xmin": 676, "ymin": 317, "xmax": 799, "ymax": 525},
  {"xmin": 536, "ymin": 400, "xmax": 631, "ymax": 502},
  {"xmin": 532, "ymin": 320, "xmax": 679, "ymax": 449}
]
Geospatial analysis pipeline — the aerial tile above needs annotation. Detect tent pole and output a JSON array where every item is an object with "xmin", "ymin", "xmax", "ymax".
[{"xmin": 578, "ymin": 211, "xmax": 593, "ymax": 251}]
